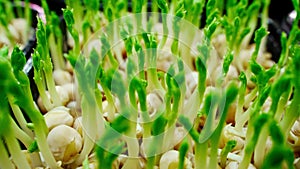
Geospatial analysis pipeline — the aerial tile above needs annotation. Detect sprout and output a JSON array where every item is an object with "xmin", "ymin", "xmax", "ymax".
[
  {"xmin": 220, "ymin": 140, "xmax": 237, "ymax": 168},
  {"xmin": 178, "ymin": 138, "xmax": 189, "ymax": 169},
  {"xmin": 0, "ymin": 50, "xmax": 58, "ymax": 168},
  {"xmin": 2, "ymin": 0, "xmax": 300, "ymax": 168}
]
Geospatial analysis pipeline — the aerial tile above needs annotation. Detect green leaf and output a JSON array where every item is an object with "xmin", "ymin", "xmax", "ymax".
[
  {"xmin": 222, "ymin": 52, "xmax": 234, "ymax": 75},
  {"xmin": 62, "ymin": 7, "xmax": 75, "ymax": 28},
  {"xmin": 252, "ymin": 27, "xmax": 269, "ymax": 59},
  {"xmin": 292, "ymin": 46, "xmax": 300, "ymax": 89},
  {"xmin": 151, "ymin": 115, "xmax": 168, "ymax": 136},
  {"xmin": 0, "ymin": 46, "xmax": 9, "ymax": 58},
  {"xmin": 204, "ymin": 17, "xmax": 219, "ymax": 40},
  {"xmin": 239, "ymin": 72, "xmax": 247, "ymax": 88},
  {"xmin": 178, "ymin": 115, "xmax": 200, "ymax": 142},
  {"xmin": 269, "ymin": 120, "xmax": 284, "ymax": 145},
  {"xmin": 135, "ymin": 0, "xmax": 144, "ymax": 13},
  {"xmin": 157, "ymin": 0, "xmax": 168, "ymax": 12},
  {"xmin": 28, "ymin": 140, "xmax": 39, "ymax": 153},
  {"xmin": 220, "ymin": 140, "xmax": 236, "ymax": 168},
  {"xmin": 110, "ymin": 112, "xmax": 130, "ymax": 134},
  {"xmin": 250, "ymin": 60, "xmax": 263, "ymax": 76},
  {"xmin": 11, "ymin": 46, "xmax": 26, "ymax": 72},
  {"xmin": 278, "ymin": 33, "xmax": 288, "ymax": 66},
  {"xmin": 261, "ymin": 145, "xmax": 294, "ymax": 169}
]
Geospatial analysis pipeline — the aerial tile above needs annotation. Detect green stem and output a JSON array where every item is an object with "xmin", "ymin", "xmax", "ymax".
[
  {"xmin": 195, "ymin": 142, "xmax": 208, "ymax": 169},
  {"xmin": 102, "ymin": 86, "xmax": 116, "ymax": 121},
  {"xmin": 44, "ymin": 68, "xmax": 62, "ymax": 107},
  {"xmin": 5, "ymin": 127, "xmax": 31, "ymax": 169},
  {"xmin": 49, "ymin": 33, "xmax": 65, "ymax": 70},
  {"xmin": 0, "ymin": 140, "xmax": 15, "ymax": 169},
  {"xmin": 11, "ymin": 117, "xmax": 33, "ymax": 148},
  {"xmin": 34, "ymin": 118, "xmax": 60, "ymax": 169},
  {"xmin": 208, "ymin": 125, "xmax": 223, "ymax": 169},
  {"xmin": 280, "ymin": 90, "xmax": 300, "ymax": 139},
  {"xmin": 253, "ymin": 124, "xmax": 269, "ymax": 167},
  {"xmin": 74, "ymin": 94, "xmax": 104, "ymax": 166},
  {"xmin": 34, "ymin": 72, "xmax": 53, "ymax": 111},
  {"xmin": 9, "ymin": 96, "xmax": 34, "ymax": 137}
]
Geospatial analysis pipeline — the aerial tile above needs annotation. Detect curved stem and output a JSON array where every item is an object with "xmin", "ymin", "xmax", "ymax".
[{"xmin": 0, "ymin": 140, "xmax": 15, "ymax": 169}]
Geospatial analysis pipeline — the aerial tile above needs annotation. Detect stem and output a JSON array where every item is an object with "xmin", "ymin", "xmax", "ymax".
[
  {"xmin": 280, "ymin": 90, "xmax": 300, "ymax": 139},
  {"xmin": 34, "ymin": 119, "xmax": 60, "ymax": 169},
  {"xmin": 22, "ymin": 100, "xmax": 58, "ymax": 169},
  {"xmin": 11, "ymin": 117, "xmax": 33, "ymax": 148},
  {"xmin": 34, "ymin": 73, "xmax": 53, "ymax": 111},
  {"xmin": 0, "ymin": 140, "xmax": 15, "ymax": 169},
  {"xmin": 25, "ymin": 0, "xmax": 31, "ymax": 42},
  {"xmin": 274, "ymin": 93, "xmax": 289, "ymax": 122},
  {"xmin": 49, "ymin": 33, "xmax": 65, "ymax": 70},
  {"xmin": 122, "ymin": 122, "xmax": 140, "ymax": 169},
  {"xmin": 74, "ymin": 94, "xmax": 104, "ymax": 166},
  {"xmin": 253, "ymin": 124, "xmax": 269, "ymax": 167},
  {"xmin": 208, "ymin": 125, "xmax": 223, "ymax": 169},
  {"xmin": 260, "ymin": 0, "xmax": 270, "ymax": 52},
  {"xmin": 44, "ymin": 68, "xmax": 62, "ymax": 107},
  {"xmin": 9, "ymin": 96, "xmax": 34, "ymax": 137},
  {"xmin": 5, "ymin": 127, "xmax": 31, "ymax": 169},
  {"xmin": 195, "ymin": 142, "xmax": 208, "ymax": 169},
  {"xmin": 102, "ymin": 86, "xmax": 116, "ymax": 121}
]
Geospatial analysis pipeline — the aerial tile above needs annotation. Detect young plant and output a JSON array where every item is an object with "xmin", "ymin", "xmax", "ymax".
[{"xmin": 0, "ymin": 47, "xmax": 59, "ymax": 169}]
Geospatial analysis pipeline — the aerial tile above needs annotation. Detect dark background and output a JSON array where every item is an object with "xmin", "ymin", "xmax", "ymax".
[
  {"xmin": 28, "ymin": 0, "xmax": 295, "ymax": 23},
  {"xmin": 27, "ymin": 0, "xmax": 296, "ymax": 61}
]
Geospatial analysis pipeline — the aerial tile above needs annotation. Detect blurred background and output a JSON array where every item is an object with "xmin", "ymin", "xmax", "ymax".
[
  {"xmin": 27, "ymin": 0, "xmax": 296, "ymax": 62},
  {"xmin": 28, "ymin": 0, "xmax": 295, "ymax": 23}
]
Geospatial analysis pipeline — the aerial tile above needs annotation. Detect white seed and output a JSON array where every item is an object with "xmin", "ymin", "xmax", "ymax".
[
  {"xmin": 212, "ymin": 34, "xmax": 227, "ymax": 59},
  {"xmin": 225, "ymin": 65, "xmax": 238, "ymax": 83},
  {"xmin": 11, "ymin": 18, "xmax": 27, "ymax": 42},
  {"xmin": 61, "ymin": 83, "xmax": 76, "ymax": 101},
  {"xmin": 85, "ymin": 39, "xmax": 101, "ymax": 56},
  {"xmin": 294, "ymin": 158, "xmax": 300, "ymax": 169},
  {"xmin": 65, "ymin": 61, "xmax": 74, "ymax": 74},
  {"xmin": 55, "ymin": 85, "xmax": 70, "ymax": 106},
  {"xmin": 73, "ymin": 116, "xmax": 83, "ymax": 136},
  {"xmin": 66, "ymin": 101, "xmax": 81, "ymax": 117},
  {"xmin": 262, "ymin": 97, "xmax": 272, "ymax": 112},
  {"xmin": 159, "ymin": 150, "xmax": 192, "ymax": 169},
  {"xmin": 173, "ymin": 127, "xmax": 187, "ymax": 150},
  {"xmin": 53, "ymin": 69, "xmax": 73, "ymax": 86},
  {"xmin": 8, "ymin": 24, "xmax": 20, "ymax": 42},
  {"xmin": 220, "ymin": 125, "xmax": 245, "ymax": 151},
  {"xmin": 44, "ymin": 106, "xmax": 73, "ymax": 130},
  {"xmin": 67, "ymin": 31, "xmax": 83, "ymax": 49},
  {"xmin": 75, "ymin": 162, "xmax": 98, "ymax": 169},
  {"xmin": 257, "ymin": 53, "xmax": 275, "ymax": 69},
  {"xmin": 136, "ymin": 123, "xmax": 144, "ymax": 138},
  {"xmin": 37, "ymin": 85, "xmax": 70, "ymax": 113},
  {"xmin": 185, "ymin": 72, "xmax": 198, "ymax": 99},
  {"xmin": 146, "ymin": 91, "xmax": 164, "ymax": 116},
  {"xmin": 225, "ymin": 161, "xmax": 256, "ymax": 169},
  {"xmin": 37, "ymin": 96, "xmax": 48, "ymax": 114},
  {"xmin": 225, "ymin": 161, "xmax": 238, "ymax": 169},
  {"xmin": 226, "ymin": 103, "xmax": 237, "ymax": 124},
  {"xmin": 47, "ymin": 125, "xmax": 83, "ymax": 164},
  {"xmin": 102, "ymin": 100, "xmax": 109, "ymax": 113},
  {"xmin": 292, "ymin": 120, "xmax": 300, "ymax": 136}
]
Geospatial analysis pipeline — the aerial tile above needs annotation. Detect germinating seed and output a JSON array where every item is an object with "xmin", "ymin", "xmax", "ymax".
[
  {"xmin": 47, "ymin": 125, "xmax": 83, "ymax": 164},
  {"xmin": 44, "ymin": 106, "xmax": 73, "ymax": 130}
]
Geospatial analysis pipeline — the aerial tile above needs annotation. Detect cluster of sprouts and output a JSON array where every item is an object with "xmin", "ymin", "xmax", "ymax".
[{"xmin": 0, "ymin": 0, "xmax": 300, "ymax": 169}]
